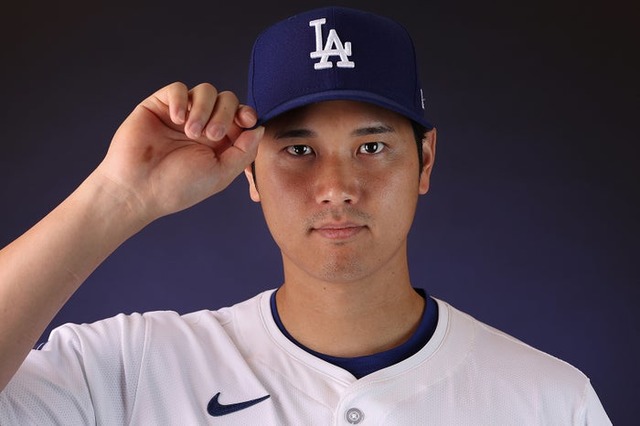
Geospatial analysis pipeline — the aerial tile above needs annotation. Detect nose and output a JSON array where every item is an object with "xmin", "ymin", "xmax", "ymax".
[{"xmin": 313, "ymin": 156, "xmax": 361, "ymax": 205}]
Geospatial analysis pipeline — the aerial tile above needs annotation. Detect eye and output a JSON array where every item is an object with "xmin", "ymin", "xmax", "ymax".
[
  {"xmin": 358, "ymin": 142, "xmax": 384, "ymax": 155},
  {"xmin": 286, "ymin": 145, "xmax": 314, "ymax": 156}
]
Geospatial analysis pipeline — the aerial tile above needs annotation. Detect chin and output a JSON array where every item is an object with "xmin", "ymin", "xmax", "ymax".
[{"xmin": 316, "ymin": 260, "xmax": 369, "ymax": 284}]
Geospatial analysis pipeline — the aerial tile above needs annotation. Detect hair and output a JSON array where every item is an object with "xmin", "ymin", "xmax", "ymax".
[{"xmin": 411, "ymin": 121, "xmax": 428, "ymax": 174}]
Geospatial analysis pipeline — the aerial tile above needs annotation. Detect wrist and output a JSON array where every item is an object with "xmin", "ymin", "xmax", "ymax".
[{"xmin": 76, "ymin": 169, "xmax": 154, "ymax": 240}]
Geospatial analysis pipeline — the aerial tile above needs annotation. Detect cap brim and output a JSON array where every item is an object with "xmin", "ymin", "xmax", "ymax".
[{"xmin": 255, "ymin": 89, "xmax": 433, "ymax": 130}]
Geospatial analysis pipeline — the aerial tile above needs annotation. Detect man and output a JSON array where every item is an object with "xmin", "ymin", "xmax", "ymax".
[{"xmin": 0, "ymin": 6, "xmax": 610, "ymax": 425}]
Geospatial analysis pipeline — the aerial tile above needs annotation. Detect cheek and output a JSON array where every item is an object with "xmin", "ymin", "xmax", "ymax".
[
  {"xmin": 256, "ymin": 165, "xmax": 310, "ymax": 228},
  {"xmin": 260, "ymin": 164, "xmax": 310, "ymax": 201},
  {"xmin": 370, "ymin": 162, "xmax": 420, "ymax": 198},
  {"xmin": 374, "ymin": 170, "xmax": 421, "ymax": 227}
]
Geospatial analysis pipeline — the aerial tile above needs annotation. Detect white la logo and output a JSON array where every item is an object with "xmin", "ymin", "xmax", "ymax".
[{"xmin": 309, "ymin": 18, "xmax": 355, "ymax": 70}]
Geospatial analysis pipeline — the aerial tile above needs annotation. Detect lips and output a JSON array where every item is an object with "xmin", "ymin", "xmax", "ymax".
[{"xmin": 312, "ymin": 222, "xmax": 365, "ymax": 240}]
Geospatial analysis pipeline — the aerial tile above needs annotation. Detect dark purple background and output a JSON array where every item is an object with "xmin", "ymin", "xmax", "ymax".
[{"xmin": 1, "ymin": 0, "xmax": 637, "ymax": 423}]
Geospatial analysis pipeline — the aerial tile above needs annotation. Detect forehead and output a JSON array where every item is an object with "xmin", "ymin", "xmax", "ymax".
[{"xmin": 264, "ymin": 100, "xmax": 412, "ymax": 134}]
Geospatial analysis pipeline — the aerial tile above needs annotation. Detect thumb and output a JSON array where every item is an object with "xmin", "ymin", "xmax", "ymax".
[{"xmin": 217, "ymin": 126, "xmax": 264, "ymax": 180}]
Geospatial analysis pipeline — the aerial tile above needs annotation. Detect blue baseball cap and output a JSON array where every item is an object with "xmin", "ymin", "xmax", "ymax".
[{"xmin": 246, "ymin": 6, "xmax": 433, "ymax": 129}]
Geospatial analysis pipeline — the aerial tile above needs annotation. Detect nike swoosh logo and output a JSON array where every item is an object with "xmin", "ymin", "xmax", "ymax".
[{"xmin": 207, "ymin": 392, "xmax": 270, "ymax": 417}]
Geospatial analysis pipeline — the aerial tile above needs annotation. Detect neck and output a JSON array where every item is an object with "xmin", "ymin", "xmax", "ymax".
[{"xmin": 275, "ymin": 264, "xmax": 424, "ymax": 358}]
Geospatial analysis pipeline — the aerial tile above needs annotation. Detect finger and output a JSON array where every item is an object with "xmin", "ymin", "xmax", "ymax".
[
  {"xmin": 141, "ymin": 81, "xmax": 188, "ymax": 127},
  {"xmin": 226, "ymin": 105, "xmax": 258, "ymax": 143},
  {"xmin": 185, "ymin": 83, "xmax": 218, "ymax": 139},
  {"xmin": 234, "ymin": 105, "xmax": 258, "ymax": 129},
  {"xmin": 165, "ymin": 82, "xmax": 189, "ymax": 125},
  {"xmin": 216, "ymin": 126, "xmax": 264, "ymax": 183},
  {"xmin": 204, "ymin": 91, "xmax": 240, "ymax": 141}
]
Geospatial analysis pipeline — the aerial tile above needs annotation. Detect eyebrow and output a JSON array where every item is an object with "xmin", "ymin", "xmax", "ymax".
[
  {"xmin": 274, "ymin": 124, "xmax": 395, "ymax": 139},
  {"xmin": 274, "ymin": 128, "xmax": 316, "ymax": 139},
  {"xmin": 351, "ymin": 124, "xmax": 395, "ymax": 137}
]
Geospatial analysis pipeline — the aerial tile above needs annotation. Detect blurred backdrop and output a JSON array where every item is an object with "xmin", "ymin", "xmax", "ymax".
[{"xmin": 1, "ymin": 0, "xmax": 637, "ymax": 423}]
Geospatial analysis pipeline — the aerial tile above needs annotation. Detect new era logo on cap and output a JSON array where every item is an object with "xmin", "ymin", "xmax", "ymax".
[{"xmin": 246, "ymin": 6, "xmax": 433, "ymax": 129}]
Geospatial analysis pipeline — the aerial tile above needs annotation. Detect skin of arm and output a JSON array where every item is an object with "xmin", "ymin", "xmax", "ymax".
[{"xmin": 0, "ymin": 82, "xmax": 263, "ymax": 391}]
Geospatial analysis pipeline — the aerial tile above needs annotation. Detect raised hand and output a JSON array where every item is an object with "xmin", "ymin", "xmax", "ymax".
[
  {"xmin": 97, "ymin": 82, "xmax": 264, "ymax": 223},
  {"xmin": 0, "ymin": 82, "xmax": 263, "ymax": 390}
]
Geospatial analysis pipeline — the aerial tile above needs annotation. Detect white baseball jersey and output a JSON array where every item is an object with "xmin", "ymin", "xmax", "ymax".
[{"xmin": 0, "ymin": 289, "xmax": 611, "ymax": 425}]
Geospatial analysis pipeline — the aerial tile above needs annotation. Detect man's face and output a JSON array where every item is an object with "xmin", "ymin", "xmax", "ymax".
[{"xmin": 245, "ymin": 100, "xmax": 435, "ymax": 284}]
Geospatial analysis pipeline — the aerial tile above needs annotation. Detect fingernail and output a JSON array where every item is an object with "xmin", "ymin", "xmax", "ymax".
[
  {"xmin": 207, "ymin": 124, "xmax": 225, "ymax": 140},
  {"xmin": 177, "ymin": 108, "xmax": 186, "ymax": 124},
  {"xmin": 242, "ymin": 108, "xmax": 257, "ymax": 124},
  {"xmin": 213, "ymin": 126, "xmax": 225, "ymax": 140},
  {"xmin": 189, "ymin": 122, "xmax": 202, "ymax": 138}
]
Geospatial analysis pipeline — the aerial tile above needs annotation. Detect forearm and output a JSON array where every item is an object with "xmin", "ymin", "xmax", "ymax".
[
  {"xmin": 0, "ymin": 82, "xmax": 261, "ymax": 392},
  {"xmin": 0, "ymin": 170, "xmax": 149, "ymax": 390}
]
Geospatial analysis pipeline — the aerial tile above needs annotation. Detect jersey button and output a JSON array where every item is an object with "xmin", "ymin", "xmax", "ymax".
[{"xmin": 345, "ymin": 407, "xmax": 364, "ymax": 424}]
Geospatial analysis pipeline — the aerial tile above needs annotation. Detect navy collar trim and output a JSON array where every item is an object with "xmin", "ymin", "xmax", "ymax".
[{"xmin": 269, "ymin": 288, "xmax": 438, "ymax": 379}]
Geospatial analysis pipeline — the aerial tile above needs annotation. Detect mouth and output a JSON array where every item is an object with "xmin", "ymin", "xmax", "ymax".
[{"xmin": 311, "ymin": 222, "xmax": 366, "ymax": 240}]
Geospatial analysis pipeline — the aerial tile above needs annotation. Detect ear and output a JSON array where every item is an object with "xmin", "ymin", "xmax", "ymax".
[
  {"xmin": 418, "ymin": 128, "xmax": 437, "ymax": 195},
  {"xmin": 244, "ymin": 163, "xmax": 261, "ymax": 202}
]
